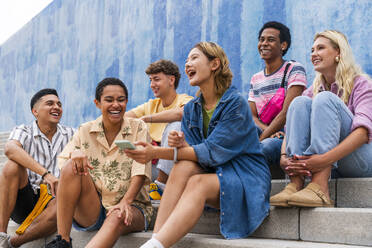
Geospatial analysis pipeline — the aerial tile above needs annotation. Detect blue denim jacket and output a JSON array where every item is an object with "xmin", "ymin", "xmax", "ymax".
[{"xmin": 182, "ymin": 86, "xmax": 271, "ymax": 239}]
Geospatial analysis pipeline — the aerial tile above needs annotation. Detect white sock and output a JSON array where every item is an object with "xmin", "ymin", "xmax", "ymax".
[
  {"xmin": 140, "ymin": 237, "xmax": 164, "ymax": 248},
  {"xmin": 154, "ymin": 180, "xmax": 166, "ymax": 191}
]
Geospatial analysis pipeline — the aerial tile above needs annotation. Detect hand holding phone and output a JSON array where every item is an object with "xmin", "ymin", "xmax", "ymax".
[{"xmin": 115, "ymin": 140, "xmax": 136, "ymax": 150}]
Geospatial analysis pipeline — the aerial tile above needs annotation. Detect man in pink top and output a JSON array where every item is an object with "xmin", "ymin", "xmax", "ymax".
[{"xmin": 248, "ymin": 21, "xmax": 307, "ymax": 172}]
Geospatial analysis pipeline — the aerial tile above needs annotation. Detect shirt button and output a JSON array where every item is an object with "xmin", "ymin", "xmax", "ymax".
[
  {"xmin": 222, "ymin": 212, "xmax": 225, "ymax": 215},
  {"xmin": 219, "ymin": 173, "xmax": 222, "ymax": 177},
  {"xmin": 222, "ymin": 191, "xmax": 225, "ymax": 195}
]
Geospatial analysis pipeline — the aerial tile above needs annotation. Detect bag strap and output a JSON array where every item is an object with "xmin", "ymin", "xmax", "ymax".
[{"xmin": 280, "ymin": 62, "xmax": 292, "ymax": 88}]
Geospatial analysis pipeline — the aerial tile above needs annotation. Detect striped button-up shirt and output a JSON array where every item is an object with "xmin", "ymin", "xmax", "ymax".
[{"xmin": 8, "ymin": 121, "xmax": 74, "ymax": 190}]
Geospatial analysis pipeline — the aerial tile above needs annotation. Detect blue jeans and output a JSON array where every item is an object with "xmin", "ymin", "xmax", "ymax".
[
  {"xmin": 286, "ymin": 92, "xmax": 372, "ymax": 177},
  {"xmin": 256, "ymin": 126, "xmax": 283, "ymax": 167}
]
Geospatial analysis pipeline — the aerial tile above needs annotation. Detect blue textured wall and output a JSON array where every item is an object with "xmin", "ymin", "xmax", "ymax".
[{"xmin": 0, "ymin": 0, "xmax": 371, "ymax": 131}]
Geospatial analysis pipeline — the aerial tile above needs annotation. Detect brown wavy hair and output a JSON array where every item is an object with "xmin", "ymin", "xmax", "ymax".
[{"xmin": 193, "ymin": 42, "xmax": 233, "ymax": 97}]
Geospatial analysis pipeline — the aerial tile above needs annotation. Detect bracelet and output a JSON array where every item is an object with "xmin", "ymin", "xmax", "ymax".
[
  {"xmin": 41, "ymin": 171, "xmax": 50, "ymax": 179},
  {"xmin": 280, "ymin": 153, "xmax": 287, "ymax": 157},
  {"xmin": 173, "ymin": 147, "xmax": 178, "ymax": 162}
]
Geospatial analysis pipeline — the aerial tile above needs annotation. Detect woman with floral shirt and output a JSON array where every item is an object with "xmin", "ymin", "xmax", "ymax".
[
  {"xmin": 45, "ymin": 78, "xmax": 152, "ymax": 248},
  {"xmin": 126, "ymin": 42, "xmax": 271, "ymax": 248}
]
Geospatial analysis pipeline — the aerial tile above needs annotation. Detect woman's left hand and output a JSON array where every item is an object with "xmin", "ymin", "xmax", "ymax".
[
  {"xmin": 106, "ymin": 199, "xmax": 133, "ymax": 226},
  {"xmin": 289, "ymin": 154, "xmax": 331, "ymax": 173},
  {"xmin": 124, "ymin": 141, "xmax": 154, "ymax": 164}
]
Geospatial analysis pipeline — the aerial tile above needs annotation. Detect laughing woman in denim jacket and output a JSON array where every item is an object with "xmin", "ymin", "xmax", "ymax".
[
  {"xmin": 125, "ymin": 42, "xmax": 271, "ymax": 248},
  {"xmin": 270, "ymin": 30, "xmax": 372, "ymax": 208}
]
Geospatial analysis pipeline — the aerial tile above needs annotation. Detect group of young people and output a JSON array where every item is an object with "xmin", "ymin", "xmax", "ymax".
[{"xmin": 0, "ymin": 21, "xmax": 370, "ymax": 248}]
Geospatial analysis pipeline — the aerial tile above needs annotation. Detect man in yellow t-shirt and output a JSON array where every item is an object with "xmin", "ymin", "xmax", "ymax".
[{"xmin": 125, "ymin": 60, "xmax": 192, "ymax": 200}]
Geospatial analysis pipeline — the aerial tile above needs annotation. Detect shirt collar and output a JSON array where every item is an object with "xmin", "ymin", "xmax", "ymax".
[
  {"xmin": 89, "ymin": 116, "xmax": 133, "ymax": 137},
  {"xmin": 194, "ymin": 85, "xmax": 236, "ymax": 106},
  {"xmin": 32, "ymin": 121, "xmax": 66, "ymax": 138}
]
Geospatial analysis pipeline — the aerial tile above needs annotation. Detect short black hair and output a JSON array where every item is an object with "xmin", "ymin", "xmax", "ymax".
[
  {"xmin": 95, "ymin": 77, "xmax": 128, "ymax": 101},
  {"xmin": 145, "ymin": 59, "xmax": 181, "ymax": 89},
  {"xmin": 30, "ymin": 88, "xmax": 59, "ymax": 110},
  {"xmin": 258, "ymin": 21, "xmax": 291, "ymax": 56}
]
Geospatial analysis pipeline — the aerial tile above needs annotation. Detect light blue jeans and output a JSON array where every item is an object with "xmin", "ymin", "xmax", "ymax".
[
  {"xmin": 256, "ymin": 126, "xmax": 283, "ymax": 168},
  {"xmin": 286, "ymin": 92, "xmax": 372, "ymax": 177}
]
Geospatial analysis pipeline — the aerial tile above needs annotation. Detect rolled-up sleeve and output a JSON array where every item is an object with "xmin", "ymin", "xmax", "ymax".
[
  {"xmin": 57, "ymin": 130, "xmax": 81, "ymax": 169},
  {"xmin": 350, "ymin": 77, "xmax": 372, "ymax": 143}
]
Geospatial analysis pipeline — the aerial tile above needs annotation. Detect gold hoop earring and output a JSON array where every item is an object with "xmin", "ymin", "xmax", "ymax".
[{"xmin": 335, "ymin": 56, "xmax": 340, "ymax": 63}]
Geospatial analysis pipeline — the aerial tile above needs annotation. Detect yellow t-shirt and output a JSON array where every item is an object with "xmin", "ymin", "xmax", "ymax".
[
  {"xmin": 131, "ymin": 94, "xmax": 193, "ymax": 142},
  {"xmin": 57, "ymin": 116, "xmax": 153, "ymax": 223}
]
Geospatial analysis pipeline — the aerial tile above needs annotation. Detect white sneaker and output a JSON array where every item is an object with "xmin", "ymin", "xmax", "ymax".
[{"xmin": 0, "ymin": 232, "xmax": 10, "ymax": 248}]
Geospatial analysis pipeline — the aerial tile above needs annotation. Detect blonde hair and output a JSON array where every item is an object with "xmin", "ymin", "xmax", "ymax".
[
  {"xmin": 312, "ymin": 30, "xmax": 366, "ymax": 104},
  {"xmin": 193, "ymin": 42, "xmax": 233, "ymax": 97}
]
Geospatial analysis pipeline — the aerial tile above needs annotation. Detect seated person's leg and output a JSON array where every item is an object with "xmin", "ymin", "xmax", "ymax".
[
  {"xmin": 85, "ymin": 205, "xmax": 146, "ymax": 248},
  {"xmin": 46, "ymin": 159, "xmax": 101, "ymax": 247},
  {"xmin": 154, "ymin": 160, "xmax": 203, "ymax": 233},
  {"xmin": 150, "ymin": 122, "xmax": 181, "ymax": 200},
  {"xmin": 0, "ymin": 160, "xmax": 29, "ymax": 246}
]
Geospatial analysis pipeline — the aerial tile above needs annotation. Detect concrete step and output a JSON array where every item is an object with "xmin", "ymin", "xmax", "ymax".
[
  {"xmin": 0, "ymin": 155, "xmax": 7, "ymax": 164},
  {"xmin": 6, "ymin": 221, "xmax": 369, "ymax": 248},
  {"xmin": 190, "ymin": 206, "xmax": 372, "ymax": 246},
  {"xmin": 0, "ymin": 148, "xmax": 4, "ymax": 156}
]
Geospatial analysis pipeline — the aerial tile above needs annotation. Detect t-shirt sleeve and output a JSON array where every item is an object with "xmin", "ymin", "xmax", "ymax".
[
  {"xmin": 178, "ymin": 95, "xmax": 193, "ymax": 107},
  {"xmin": 57, "ymin": 128, "xmax": 82, "ymax": 169},
  {"xmin": 130, "ymin": 103, "xmax": 146, "ymax": 118},
  {"xmin": 131, "ymin": 121, "xmax": 152, "ymax": 182},
  {"xmin": 248, "ymin": 77, "xmax": 255, "ymax": 102},
  {"xmin": 287, "ymin": 64, "xmax": 307, "ymax": 89},
  {"xmin": 8, "ymin": 125, "xmax": 29, "ymax": 148}
]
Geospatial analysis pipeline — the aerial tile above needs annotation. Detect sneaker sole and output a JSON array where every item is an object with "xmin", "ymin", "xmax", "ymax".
[
  {"xmin": 270, "ymin": 201, "xmax": 290, "ymax": 207},
  {"xmin": 288, "ymin": 201, "xmax": 334, "ymax": 208}
]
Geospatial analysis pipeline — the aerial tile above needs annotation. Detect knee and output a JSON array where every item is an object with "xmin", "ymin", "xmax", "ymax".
[
  {"xmin": 59, "ymin": 160, "xmax": 77, "ymax": 179},
  {"xmin": 168, "ymin": 161, "xmax": 199, "ymax": 183},
  {"xmin": 1, "ymin": 160, "xmax": 24, "ymax": 178},
  {"xmin": 185, "ymin": 174, "xmax": 205, "ymax": 194},
  {"xmin": 105, "ymin": 210, "xmax": 125, "ymax": 228},
  {"xmin": 313, "ymin": 91, "xmax": 338, "ymax": 108},
  {"xmin": 288, "ymin": 96, "xmax": 312, "ymax": 112}
]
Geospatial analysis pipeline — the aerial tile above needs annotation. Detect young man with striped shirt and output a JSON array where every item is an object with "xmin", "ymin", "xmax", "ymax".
[
  {"xmin": 0, "ymin": 89, "xmax": 74, "ymax": 248},
  {"xmin": 249, "ymin": 21, "xmax": 307, "ymax": 169}
]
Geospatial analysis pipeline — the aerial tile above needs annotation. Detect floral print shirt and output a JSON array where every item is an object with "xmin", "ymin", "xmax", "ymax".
[{"xmin": 57, "ymin": 116, "xmax": 153, "ymax": 222}]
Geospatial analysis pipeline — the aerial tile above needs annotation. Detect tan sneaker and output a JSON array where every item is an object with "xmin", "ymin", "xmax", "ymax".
[
  {"xmin": 270, "ymin": 183, "xmax": 298, "ymax": 207},
  {"xmin": 288, "ymin": 182, "xmax": 334, "ymax": 207}
]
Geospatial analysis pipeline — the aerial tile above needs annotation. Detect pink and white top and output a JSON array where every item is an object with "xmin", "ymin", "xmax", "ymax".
[{"xmin": 248, "ymin": 61, "xmax": 307, "ymax": 114}]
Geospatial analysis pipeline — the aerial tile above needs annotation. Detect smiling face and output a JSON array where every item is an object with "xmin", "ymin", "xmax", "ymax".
[
  {"xmin": 149, "ymin": 72, "xmax": 175, "ymax": 98},
  {"xmin": 185, "ymin": 47, "xmax": 215, "ymax": 87},
  {"xmin": 258, "ymin": 28, "xmax": 287, "ymax": 62},
  {"xmin": 32, "ymin": 94, "xmax": 62, "ymax": 125},
  {"xmin": 311, "ymin": 36, "xmax": 340, "ymax": 75},
  {"xmin": 95, "ymin": 85, "xmax": 127, "ymax": 127}
]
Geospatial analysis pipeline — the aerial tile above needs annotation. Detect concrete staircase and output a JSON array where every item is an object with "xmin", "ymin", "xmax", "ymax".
[{"xmin": 1, "ymin": 131, "xmax": 371, "ymax": 247}]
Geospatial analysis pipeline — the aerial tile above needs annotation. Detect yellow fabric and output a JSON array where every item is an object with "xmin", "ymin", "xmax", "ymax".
[
  {"xmin": 57, "ymin": 116, "xmax": 153, "ymax": 223},
  {"xmin": 131, "ymin": 94, "xmax": 193, "ymax": 142},
  {"xmin": 16, "ymin": 184, "xmax": 52, "ymax": 235}
]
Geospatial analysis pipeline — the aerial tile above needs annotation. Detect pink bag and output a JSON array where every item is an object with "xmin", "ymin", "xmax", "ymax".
[{"xmin": 259, "ymin": 63, "xmax": 291, "ymax": 125}]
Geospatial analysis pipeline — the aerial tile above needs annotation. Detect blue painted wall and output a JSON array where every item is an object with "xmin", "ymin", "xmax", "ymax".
[{"xmin": 0, "ymin": 0, "xmax": 371, "ymax": 131}]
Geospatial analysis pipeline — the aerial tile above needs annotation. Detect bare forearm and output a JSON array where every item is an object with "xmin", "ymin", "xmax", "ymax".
[
  {"xmin": 323, "ymin": 127, "xmax": 369, "ymax": 164},
  {"xmin": 153, "ymin": 146, "xmax": 198, "ymax": 161},
  {"xmin": 5, "ymin": 141, "xmax": 47, "ymax": 175},
  {"xmin": 260, "ymin": 111, "xmax": 286, "ymax": 140},
  {"xmin": 252, "ymin": 116, "xmax": 268, "ymax": 132},
  {"xmin": 122, "ymin": 175, "xmax": 146, "ymax": 204},
  {"xmin": 144, "ymin": 108, "xmax": 183, "ymax": 123}
]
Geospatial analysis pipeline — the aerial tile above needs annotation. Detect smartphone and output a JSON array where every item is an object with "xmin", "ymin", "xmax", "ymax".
[{"xmin": 115, "ymin": 140, "xmax": 136, "ymax": 150}]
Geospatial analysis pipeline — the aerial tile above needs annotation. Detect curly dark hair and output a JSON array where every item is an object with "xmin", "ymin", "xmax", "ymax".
[
  {"xmin": 258, "ymin": 21, "xmax": 291, "ymax": 56},
  {"xmin": 145, "ymin": 59, "xmax": 181, "ymax": 89},
  {"xmin": 95, "ymin": 77, "xmax": 128, "ymax": 101}
]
